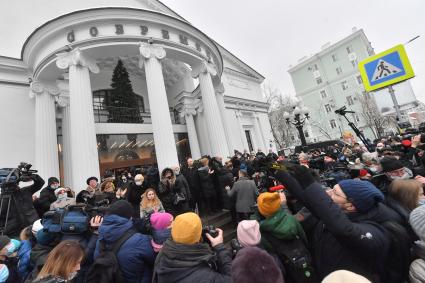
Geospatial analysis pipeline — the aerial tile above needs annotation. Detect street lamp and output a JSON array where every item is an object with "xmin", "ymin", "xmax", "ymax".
[{"xmin": 285, "ymin": 102, "xmax": 310, "ymax": 146}]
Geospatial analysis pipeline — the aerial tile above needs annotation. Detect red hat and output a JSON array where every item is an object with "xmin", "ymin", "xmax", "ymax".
[
  {"xmin": 402, "ymin": 140, "xmax": 412, "ymax": 147},
  {"xmin": 359, "ymin": 169, "xmax": 368, "ymax": 177}
]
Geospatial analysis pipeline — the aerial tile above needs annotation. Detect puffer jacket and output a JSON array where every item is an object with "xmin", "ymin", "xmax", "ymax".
[
  {"xmin": 94, "ymin": 215, "xmax": 155, "ymax": 283},
  {"xmin": 18, "ymin": 239, "xmax": 33, "ymax": 280}
]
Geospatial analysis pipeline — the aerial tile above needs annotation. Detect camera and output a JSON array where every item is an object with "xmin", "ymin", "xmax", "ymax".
[
  {"xmin": 0, "ymin": 162, "xmax": 37, "ymax": 191},
  {"xmin": 202, "ymin": 225, "xmax": 218, "ymax": 243},
  {"xmin": 230, "ymin": 238, "xmax": 243, "ymax": 258}
]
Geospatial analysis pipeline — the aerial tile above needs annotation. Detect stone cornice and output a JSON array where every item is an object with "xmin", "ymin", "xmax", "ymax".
[{"xmin": 223, "ymin": 67, "xmax": 262, "ymax": 83}]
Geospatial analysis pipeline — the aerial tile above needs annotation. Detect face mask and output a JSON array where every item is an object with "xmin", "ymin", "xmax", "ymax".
[
  {"xmin": 0, "ymin": 264, "xmax": 9, "ymax": 282},
  {"xmin": 51, "ymin": 184, "xmax": 59, "ymax": 189},
  {"xmin": 390, "ymin": 168, "xmax": 413, "ymax": 180},
  {"xmin": 68, "ymin": 271, "xmax": 78, "ymax": 281},
  {"xmin": 418, "ymin": 199, "xmax": 425, "ymax": 206},
  {"xmin": 135, "ymin": 181, "xmax": 143, "ymax": 186},
  {"xmin": 57, "ymin": 193, "xmax": 67, "ymax": 201},
  {"xmin": 122, "ymin": 179, "xmax": 127, "ymax": 183},
  {"xmin": 5, "ymin": 239, "xmax": 20, "ymax": 256}
]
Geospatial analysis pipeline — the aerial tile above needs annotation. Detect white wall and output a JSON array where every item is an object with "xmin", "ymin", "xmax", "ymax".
[{"xmin": 0, "ymin": 84, "xmax": 36, "ymax": 168}]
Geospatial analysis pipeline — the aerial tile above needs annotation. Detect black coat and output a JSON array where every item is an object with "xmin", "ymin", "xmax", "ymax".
[
  {"xmin": 197, "ymin": 167, "xmax": 215, "ymax": 198},
  {"xmin": 0, "ymin": 174, "xmax": 44, "ymax": 236},
  {"xmin": 182, "ymin": 166, "xmax": 200, "ymax": 202},
  {"xmin": 126, "ymin": 181, "xmax": 146, "ymax": 218},
  {"xmin": 157, "ymin": 176, "xmax": 189, "ymax": 216},
  {"xmin": 36, "ymin": 185, "xmax": 57, "ymax": 216}
]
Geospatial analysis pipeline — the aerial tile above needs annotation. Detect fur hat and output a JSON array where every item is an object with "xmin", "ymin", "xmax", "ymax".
[
  {"xmin": 322, "ymin": 270, "xmax": 371, "ymax": 283},
  {"xmin": 171, "ymin": 212, "xmax": 202, "ymax": 244},
  {"xmin": 257, "ymin": 192, "xmax": 281, "ymax": 218},
  {"xmin": 232, "ymin": 247, "xmax": 284, "ymax": 283},
  {"xmin": 86, "ymin": 176, "xmax": 98, "ymax": 185},
  {"xmin": 338, "ymin": 180, "xmax": 384, "ymax": 213},
  {"xmin": 237, "ymin": 220, "xmax": 261, "ymax": 247},
  {"xmin": 380, "ymin": 156, "xmax": 404, "ymax": 173},
  {"xmin": 48, "ymin": 177, "xmax": 59, "ymax": 185}
]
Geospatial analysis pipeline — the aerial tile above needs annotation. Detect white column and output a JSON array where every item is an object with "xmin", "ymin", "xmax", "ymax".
[
  {"xmin": 181, "ymin": 108, "xmax": 201, "ymax": 160},
  {"xmin": 30, "ymin": 82, "xmax": 60, "ymax": 183},
  {"xmin": 196, "ymin": 103, "xmax": 212, "ymax": 155},
  {"xmin": 139, "ymin": 43, "xmax": 179, "ymax": 170},
  {"xmin": 215, "ymin": 83, "xmax": 233, "ymax": 156},
  {"xmin": 56, "ymin": 48, "xmax": 100, "ymax": 193},
  {"xmin": 57, "ymin": 92, "xmax": 73, "ymax": 189},
  {"xmin": 192, "ymin": 60, "xmax": 229, "ymax": 158},
  {"xmin": 254, "ymin": 113, "xmax": 267, "ymax": 151},
  {"xmin": 235, "ymin": 110, "xmax": 249, "ymax": 151}
]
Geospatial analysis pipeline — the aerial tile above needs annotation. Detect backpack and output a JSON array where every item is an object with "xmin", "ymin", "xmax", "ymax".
[
  {"xmin": 60, "ymin": 205, "xmax": 89, "ymax": 234},
  {"xmin": 262, "ymin": 232, "xmax": 317, "ymax": 283},
  {"xmin": 86, "ymin": 229, "xmax": 136, "ymax": 283}
]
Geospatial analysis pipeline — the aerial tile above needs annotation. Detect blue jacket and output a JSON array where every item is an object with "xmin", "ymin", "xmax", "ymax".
[
  {"xmin": 94, "ymin": 215, "xmax": 155, "ymax": 283},
  {"xmin": 18, "ymin": 240, "xmax": 33, "ymax": 280}
]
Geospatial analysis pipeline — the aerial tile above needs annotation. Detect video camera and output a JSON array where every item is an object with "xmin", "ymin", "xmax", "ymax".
[
  {"xmin": 252, "ymin": 155, "xmax": 288, "ymax": 193},
  {"xmin": 0, "ymin": 162, "xmax": 37, "ymax": 191}
]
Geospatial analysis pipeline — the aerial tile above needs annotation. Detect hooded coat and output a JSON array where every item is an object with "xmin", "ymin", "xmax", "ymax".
[
  {"xmin": 94, "ymin": 215, "xmax": 155, "ymax": 283},
  {"xmin": 153, "ymin": 240, "xmax": 232, "ymax": 283}
]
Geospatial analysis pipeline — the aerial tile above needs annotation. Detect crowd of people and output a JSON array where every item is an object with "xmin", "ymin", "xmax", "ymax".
[{"xmin": 3, "ymin": 133, "xmax": 425, "ymax": 282}]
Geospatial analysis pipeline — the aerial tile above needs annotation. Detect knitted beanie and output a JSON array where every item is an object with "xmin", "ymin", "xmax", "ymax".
[
  {"xmin": 322, "ymin": 270, "xmax": 371, "ymax": 283},
  {"xmin": 237, "ymin": 220, "xmax": 261, "ymax": 247},
  {"xmin": 171, "ymin": 212, "xmax": 202, "ymax": 244},
  {"xmin": 150, "ymin": 212, "xmax": 173, "ymax": 231},
  {"xmin": 257, "ymin": 192, "xmax": 281, "ymax": 218},
  {"xmin": 48, "ymin": 177, "xmax": 59, "ymax": 185},
  {"xmin": 106, "ymin": 200, "xmax": 133, "ymax": 219},
  {"xmin": 410, "ymin": 205, "xmax": 425, "ymax": 241},
  {"xmin": 232, "ymin": 247, "xmax": 284, "ymax": 283},
  {"xmin": 338, "ymin": 179, "xmax": 384, "ymax": 213},
  {"xmin": 380, "ymin": 156, "xmax": 404, "ymax": 173}
]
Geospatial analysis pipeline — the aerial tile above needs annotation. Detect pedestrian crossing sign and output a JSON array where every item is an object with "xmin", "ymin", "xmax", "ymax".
[{"xmin": 358, "ymin": 44, "xmax": 415, "ymax": 92}]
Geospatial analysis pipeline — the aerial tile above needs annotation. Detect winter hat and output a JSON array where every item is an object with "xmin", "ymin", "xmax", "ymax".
[
  {"xmin": 150, "ymin": 212, "xmax": 173, "ymax": 230},
  {"xmin": 32, "ymin": 219, "xmax": 43, "ymax": 236},
  {"xmin": 359, "ymin": 169, "xmax": 369, "ymax": 177},
  {"xmin": 402, "ymin": 140, "xmax": 412, "ymax": 148},
  {"xmin": 380, "ymin": 156, "xmax": 404, "ymax": 173},
  {"xmin": 48, "ymin": 177, "xmax": 59, "ymax": 185},
  {"xmin": 257, "ymin": 192, "xmax": 281, "ymax": 218},
  {"xmin": 410, "ymin": 205, "xmax": 425, "ymax": 241},
  {"xmin": 237, "ymin": 220, "xmax": 261, "ymax": 247},
  {"xmin": 232, "ymin": 247, "xmax": 284, "ymax": 283},
  {"xmin": 54, "ymin": 187, "xmax": 65, "ymax": 196},
  {"xmin": 0, "ymin": 236, "xmax": 10, "ymax": 250},
  {"xmin": 239, "ymin": 163, "xmax": 248, "ymax": 174},
  {"xmin": 171, "ymin": 212, "xmax": 202, "ymax": 244},
  {"xmin": 322, "ymin": 270, "xmax": 371, "ymax": 283},
  {"xmin": 86, "ymin": 176, "xmax": 98, "ymax": 185},
  {"xmin": 338, "ymin": 179, "xmax": 385, "ymax": 213},
  {"xmin": 106, "ymin": 200, "xmax": 133, "ymax": 219}
]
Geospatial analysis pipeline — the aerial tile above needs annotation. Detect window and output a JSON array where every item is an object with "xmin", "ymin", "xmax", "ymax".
[
  {"xmin": 325, "ymin": 104, "xmax": 332, "ymax": 113},
  {"xmin": 356, "ymin": 75, "xmax": 363, "ymax": 85},
  {"xmin": 351, "ymin": 59, "xmax": 358, "ymax": 67},
  {"xmin": 353, "ymin": 113, "xmax": 360, "ymax": 122},
  {"xmin": 245, "ymin": 130, "xmax": 254, "ymax": 152},
  {"xmin": 341, "ymin": 81, "xmax": 348, "ymax": 90},
  {"xmin": 304, "ymin": 131, "xmax": 309, "ymax": 138},
  {"xmin": 346, "ymin": 46, "xmax": 353, "ymax": 54},
  {"xmin": 316, "ymin": 77, "xmax": 322, "ymax": 85},
  {"xmin": 332, "ymin": 54, "xmax": 338, "ymax": 62},
  {"xmin": 347, "ymin": 96, "xmax": 354, "ymax": 106},
  {"xmin": 336, "ymin": 67, "xmax": 342, "ymax": 75},
  {"xmin": 320, "ymin": 90, "xmax": 327, "ymax": 99},
  {"xmin": 330, "ymin": 119, "xmax": 337, "ymax": 129},
  {"xmin": 313, "ymin": 64, "xmax": 318, "ymax": 71}
]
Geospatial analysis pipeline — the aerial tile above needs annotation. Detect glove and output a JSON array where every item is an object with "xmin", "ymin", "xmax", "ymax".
[{"xmin": 287, "ymin": 165, "xmax": 317, "ymax": 189}]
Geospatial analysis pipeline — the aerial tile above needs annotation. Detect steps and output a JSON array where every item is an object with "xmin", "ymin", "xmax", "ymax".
[{"xmin": 201, "ymin": 210, "xmax": 237, "ymax": 245}]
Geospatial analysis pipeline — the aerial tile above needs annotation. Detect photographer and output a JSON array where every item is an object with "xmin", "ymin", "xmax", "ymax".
[
  {"xmin": 153, "ymin": 212, "xmax": 232, "ymax": 283},
  {"xmin": 35, "ymin": 177, "xmax": 60, "ymax": 217},
  {"xmin": 0, "ymin": 169, "xmax": 44, "ymax": 237}
]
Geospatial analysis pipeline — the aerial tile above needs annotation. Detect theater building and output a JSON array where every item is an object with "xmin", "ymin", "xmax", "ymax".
[{"xmin": 0, "ymin": 0, "xmax": 274, "ymax": 191}]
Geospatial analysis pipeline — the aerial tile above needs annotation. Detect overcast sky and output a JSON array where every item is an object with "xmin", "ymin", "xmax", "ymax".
[
  {"xmin": 161, "ymin": 0, "xmax": 425, "ymax": 101},
  {"xmin": 1, "ymin": 0, "xmax": 424, "ymax": 102}
]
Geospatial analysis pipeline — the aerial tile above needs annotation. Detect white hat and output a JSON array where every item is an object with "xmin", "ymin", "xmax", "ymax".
[
  {"xmin": 54, "ymin": 187, "xmax": 65, "ymax": 196},
  {"xmin": 31, "ymin": 219, "xmax": 43, "ymax": 235},
  {"xmin": 322, "ymin": 270, "xmax": 371, "ymax": 283}
]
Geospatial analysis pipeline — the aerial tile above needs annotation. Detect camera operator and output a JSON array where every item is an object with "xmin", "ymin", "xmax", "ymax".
[
  {"xmin": 0, "ymin": 169, "xmax": 44, "ymax": 237},
  {"xmin": 153, "ymin": 212, "xmax": 232, "ymax": 283},
  {"xmin": 34, "ymin": 177, "xmax": 60, "ymax": 217}
]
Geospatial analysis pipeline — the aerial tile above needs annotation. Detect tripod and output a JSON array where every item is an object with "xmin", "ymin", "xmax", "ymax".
[
  {"xmin": 335, "ymin": 106, "xmax": 373, "ymax": 152},
  {"xmin": 0, "ymin": 193, "xmax": 13, "ymax": 235}
]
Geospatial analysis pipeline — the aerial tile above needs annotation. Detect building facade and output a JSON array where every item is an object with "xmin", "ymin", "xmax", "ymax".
[
  {"xmin": 288, "ymin": 28, "xmax": 376, "ymax": 142},
  {"xmin": 0, "ymin": 0, "xmax": 274, "ymax": 192}
]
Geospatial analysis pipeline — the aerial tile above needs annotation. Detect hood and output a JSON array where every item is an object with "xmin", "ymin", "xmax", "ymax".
[
  {"xmin": 348, "ymin": 202, "xmax": 403, "ymax": 224},
  {"xmin": 152, "ymin": 228, "xmax": 171, "ymax": 245},
  {"xmin": 98, "ymin": 215, "xmax": 133, "ymax": 244},
  {"xmin": 260, "ymin": 209, "xmax": 306, "ymax": 241}
]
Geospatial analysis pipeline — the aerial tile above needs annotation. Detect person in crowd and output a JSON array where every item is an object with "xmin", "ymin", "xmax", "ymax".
[
  {"xmin": 94, "ymin": 200, "xmax": 155, "ymax": 283},
  {"xmin": 226, "ymin": 165, "xmax": 257, "ymax": 222},
  {"xmin": 256, "ymin": 149, "xmax": 266, "ymax": 158},
  {"xmin": 267, "ymin": 149, "xmax": 278, "ymax": 162},
  {"xmin": 387, "ymin": 179, "xmax": 424, "ymax": 220},
  {"xmin": 275, "ymin": 166, "xmax": 406, "ymax": 282},
  {"xmin": 0, "ymin": 235, "xmax": 21, "ymax": 283},
  {"xmin": 380, "ymin": 156, "xmax": 414, "ymax": 188},
  {"xmin": 0, "ymin": 173, "xmax": 44, "ymax": 237},
  {"xmin": 49, "ymin": 187, "xmax": 76, "ymax": 210},
  {"xmin": 218, "ymin": 160, "xmax": 234, "ymax": 212},
  {"xmin": 298, "ymin": 152, "xmax": 309, "ymax": 167},
  {"xmin": 153, "ymin": 212, "xmax": 232, "ymax": 282},
  {"xmin": 97, "ymin": 177, "xmax": 118, "ymax": 204},
  {"xmin": 31, "ymin": 240, "xmax": 84, "ymax": 283},
  {"xmin": 76, "ymin": 177, "xmax": 99, "ymax": 205},
  {"xmin": 232, "ymin": 246, "xmax": 284, "ymax": 283},
  {"xmin": 117, "ymin": 174, "xmax": 130, "ymax": 191},
  {"xmin": 181, "ymin": 158, "xmax": 200, "ymax": 211},
  {"xmin": 150, "ymin": 212, "xmax": 173, "ymax": 254},
  {"xmin": 140, "ymin": 188, "xmax": 165, "ymax": 223},
  {"xmin": 172, "ymin": 166, "xmax": 191, "ymax": 212},
  {"xmin": 35, "ymin": 177, "xmax": 60, "ymax": 217},
  {"xmin": 158, "ymin": 168, "xmax": 189, "ymax": 217},
  {"xmin": 322, "ymin": 270, "xmax": 371, "ymax": 283},
  {"xmin": 236, "ymin": 220, "xmax": 261, "ymax": 248},
  {"xmin": 127, "ymin": 174, "xmax": 146, "ymax": 218},
  {"xmin": 18, "ymin": 225, "xmax": 37, "ymax": 281},
  {"xmin": 409, "ymin": 205, "xmax": 425, "ymax": 283},
  {"xmin": 197, "ymin": 158, "xmax": 217, "ymax": 216}
]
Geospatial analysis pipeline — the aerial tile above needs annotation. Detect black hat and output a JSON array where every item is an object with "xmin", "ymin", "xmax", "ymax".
[
  {"xmin": 0, "ymin": 235, "xmax": 10, "ymax": 250},
  {"xmin": 86, "ymin": 176, "xmax": 98, "ymax": 185},
  {"xmin": 48, "ymin": 177, "xmax": 60, "ymax": 185},
  {"xmin": 380, "ymin": 156, "xmax": 404, "ymax": 173},
  {"xmin": 106, "ymin": 200, "xmax": 133, "ymax": 219}
]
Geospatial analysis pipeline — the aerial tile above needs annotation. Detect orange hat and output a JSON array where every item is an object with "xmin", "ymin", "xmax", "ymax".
[
  {"xmin": 171, "ymin": 212, "xmax": 202, "ymax": 244},
  {"xmin": 257, "ymin": 192, "xmax": 281, "ymax": 218}
]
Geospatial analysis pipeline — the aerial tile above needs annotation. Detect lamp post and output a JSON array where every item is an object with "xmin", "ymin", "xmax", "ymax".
[{"xmin": 284, "ymin": 99, "xmax": 310, "ymax": 146}]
